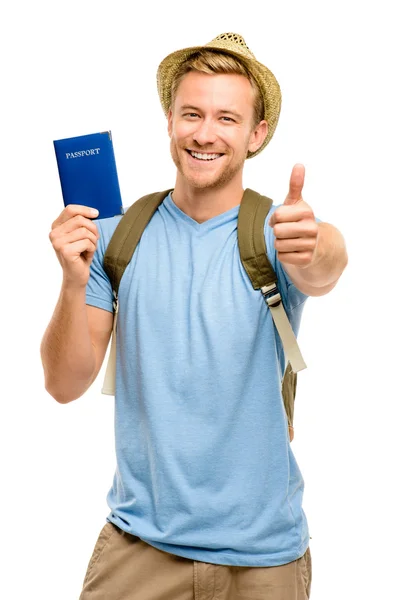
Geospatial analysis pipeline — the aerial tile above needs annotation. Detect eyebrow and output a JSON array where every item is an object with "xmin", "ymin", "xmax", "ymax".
[{"xmin": 179, "ymin": 105, "xmax": 243, "ymax": 119}]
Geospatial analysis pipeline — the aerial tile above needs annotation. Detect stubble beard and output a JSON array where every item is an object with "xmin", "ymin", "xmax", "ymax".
[{"xmin": 170, "ymin": 140, "xmax": 247, "ymax": 191}]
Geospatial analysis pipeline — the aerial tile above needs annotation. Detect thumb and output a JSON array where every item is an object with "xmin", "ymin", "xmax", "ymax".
[{"xmin": 284, "ymin": 163, "xmax": 305, "ymax": 206}]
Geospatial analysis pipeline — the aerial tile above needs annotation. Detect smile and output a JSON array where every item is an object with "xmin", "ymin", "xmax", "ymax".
[{"xmin": 186, "ymin": 150, "xmax": 223, "ymax": 161}]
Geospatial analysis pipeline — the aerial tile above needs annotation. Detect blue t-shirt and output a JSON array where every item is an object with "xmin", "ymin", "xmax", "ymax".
[{"xmin": 86, "ymin": 192, "xmax": 310, "ymax": 567}]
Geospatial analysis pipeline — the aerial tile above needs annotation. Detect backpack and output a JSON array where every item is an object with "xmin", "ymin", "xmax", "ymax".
[{"xmin": 101, "ymin": 188, "xmax": 306, "ymax": 442}]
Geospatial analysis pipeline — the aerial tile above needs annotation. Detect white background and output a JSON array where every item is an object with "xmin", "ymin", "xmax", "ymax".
[{"xmin": 1, "ymin": 0, "xmax": 399, "ymax": 598}]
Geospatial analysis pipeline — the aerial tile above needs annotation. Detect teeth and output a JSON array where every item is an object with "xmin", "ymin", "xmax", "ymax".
[{"xmin": 189, "ymin": 151, "xmax": 221, "ymax": 161}]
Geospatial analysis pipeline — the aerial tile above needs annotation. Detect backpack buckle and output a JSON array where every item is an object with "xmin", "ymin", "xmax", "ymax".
[
  {"xmin": 261, "ymin": 283, "xmax": 282, "ymax": 308},
  {"xmin": 112, "ymin": 289, "xmax": 119, "ymax": 313}
]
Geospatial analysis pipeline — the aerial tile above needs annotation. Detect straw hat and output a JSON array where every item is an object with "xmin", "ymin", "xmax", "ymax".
[{"xmin": 156, "ymin": 32, "xmax": 282, "ymax": 158}]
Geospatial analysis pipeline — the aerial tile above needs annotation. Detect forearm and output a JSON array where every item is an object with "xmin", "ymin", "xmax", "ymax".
[
  {"xmin": 40, "ymin": 283, "xmax": 96, "ymax": 403},
  {"xmin": 284, "ymin": 222, "xmax": 348, "ymax": 295}
]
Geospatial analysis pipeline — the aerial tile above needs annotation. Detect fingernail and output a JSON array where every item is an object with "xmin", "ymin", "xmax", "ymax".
[{"xmin": 90, "ymin": 209, "xmax": 99, "ymax": 216}]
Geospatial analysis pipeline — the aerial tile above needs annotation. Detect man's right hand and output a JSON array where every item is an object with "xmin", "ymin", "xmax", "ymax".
[{"xmin": 49, "ymin": 204, "xmax": 100, "ymax": 289}]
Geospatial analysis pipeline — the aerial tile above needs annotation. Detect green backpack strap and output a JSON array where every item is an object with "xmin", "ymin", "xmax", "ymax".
[
  {"xmin": 104, "ymin": 189, "xmax": 173, "ymax": 298},
  {"xmin": 101, "ymin": 189, "xmax": 172, "ymax": 397},
  {"xmin": 238, "ymin": 189, "xmax": 306, "ymax": 375},
  {"xmin": 237, "ymin": 189, "xmax": 306, "ymax": 442},
  {"xmin": 237, "ymin": 188, "xmax": 277, "ymax": 289}
]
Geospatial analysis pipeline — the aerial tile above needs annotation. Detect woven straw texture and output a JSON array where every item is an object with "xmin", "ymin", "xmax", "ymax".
[{"xmin": 157, "ymin": 33, "xmax": 282, "ymax": 158}]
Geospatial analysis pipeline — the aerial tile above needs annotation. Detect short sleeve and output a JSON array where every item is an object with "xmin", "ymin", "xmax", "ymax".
[{"xmin": 86, "ymin": 219, "xmax": 115, "ymax": 313}]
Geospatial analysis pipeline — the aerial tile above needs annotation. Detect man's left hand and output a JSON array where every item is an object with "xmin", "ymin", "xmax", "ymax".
[{"xmin": 269, "ymin": 164, "xmax": 319, "ymax": 269}]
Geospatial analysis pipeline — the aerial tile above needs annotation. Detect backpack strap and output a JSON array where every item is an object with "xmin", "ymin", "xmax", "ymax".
[
  {"xmin": 101, "ymin": 189, "xmax": 173, "ymax": 395},
  {"xmin": 238, "ymin": 189, "xmax": 306, "ymax": 374},
  {"xmin": 237, "ymin": 188, "xmax": 277, "ymax": 288},
  {"xmin": 104, "ymin": 189, "xmax": 173, "ymax": 298}
]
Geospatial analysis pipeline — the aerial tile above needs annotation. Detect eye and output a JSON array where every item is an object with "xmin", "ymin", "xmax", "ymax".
[
  {"xmin": 221, "ymin": 116, "xmax": 235, "ymax": 122},
  {"xmin": 183, "ymin": 113, "xmax": 200, "ymax": 119}
]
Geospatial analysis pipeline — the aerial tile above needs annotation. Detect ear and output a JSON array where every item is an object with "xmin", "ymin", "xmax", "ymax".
[
  {"xmin": 167, "ymin": 108, "xmax": 173, "ymax": 138},
  {"xmin": 248, "ymin": 120, "xmax": 268, "ymax": 154}
]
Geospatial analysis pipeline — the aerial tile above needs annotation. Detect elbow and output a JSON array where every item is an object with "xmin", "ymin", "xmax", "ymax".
[
  {"xmin": 44, "ymin": 381, "xmax": 80, "ymax": 404},
  {"xmin": 43, "ymin": 371, "xmax": 95, "ymax": 403},
  {"xmin": 41, "ymin": 361, "xmax": 94, "ymax": 406},
  {"xmin": 43, "ymin": 369, "xmax": 91, "ymax": 404},
  {"xmin": 44, "ymin": 372, "xmax": 95, "ymax": 404}
]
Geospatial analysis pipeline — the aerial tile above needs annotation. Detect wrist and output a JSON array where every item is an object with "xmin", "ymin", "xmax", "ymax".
[{"xmin": 61, "ymin": 277, "xmax": 88, "ymax": 297}]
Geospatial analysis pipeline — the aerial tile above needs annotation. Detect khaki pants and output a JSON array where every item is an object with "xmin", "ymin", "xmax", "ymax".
[{"xmin": 79, "ymin": 522, "xmax": 312, "ymax": 599}]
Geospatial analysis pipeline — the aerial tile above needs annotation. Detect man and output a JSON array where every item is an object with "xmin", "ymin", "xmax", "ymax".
[{"xmin": 41, "ymin": 33, "xmax": 347, "ymax": 599}]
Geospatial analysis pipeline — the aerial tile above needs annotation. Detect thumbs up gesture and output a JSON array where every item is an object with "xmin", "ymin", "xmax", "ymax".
[{"xmin": 269, "ymin": 164, "xmax": 319, "ymax": 268}]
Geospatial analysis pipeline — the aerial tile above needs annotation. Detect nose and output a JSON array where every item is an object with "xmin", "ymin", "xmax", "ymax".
[{"xmin": 192, "ymin": 118, "xmax": 218, "ymax": 146}]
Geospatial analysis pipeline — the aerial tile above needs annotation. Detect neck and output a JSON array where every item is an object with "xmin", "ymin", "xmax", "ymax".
[{"xmin": 172, "ymin": 173, "xmax": 244, "ymax": 224}]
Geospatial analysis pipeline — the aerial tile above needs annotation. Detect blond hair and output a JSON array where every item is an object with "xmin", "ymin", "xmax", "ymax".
[{"xmin": 170, "ymin": 49, "xmax": 264, "ymax": 130}]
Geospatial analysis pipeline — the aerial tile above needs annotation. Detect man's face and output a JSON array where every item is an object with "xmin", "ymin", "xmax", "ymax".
[{"xmin": 168, "ymin": 71, "xmax": 267, "ymax": 190}]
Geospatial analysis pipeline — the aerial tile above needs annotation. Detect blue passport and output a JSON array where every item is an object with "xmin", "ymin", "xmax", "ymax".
[{"xmin": 53, "ymin": 131, "xmax": 124, "ymax": 219}]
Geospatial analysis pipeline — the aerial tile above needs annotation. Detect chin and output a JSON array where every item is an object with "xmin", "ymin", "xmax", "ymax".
[{"xmin": 181, "ymin": 170, "xmax": 230, "ymax": 190}]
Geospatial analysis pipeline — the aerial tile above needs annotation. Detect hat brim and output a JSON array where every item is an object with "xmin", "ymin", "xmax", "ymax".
[{"xmin": 157, "ymin": 44, "xmax": 281, "ymax": 158}]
